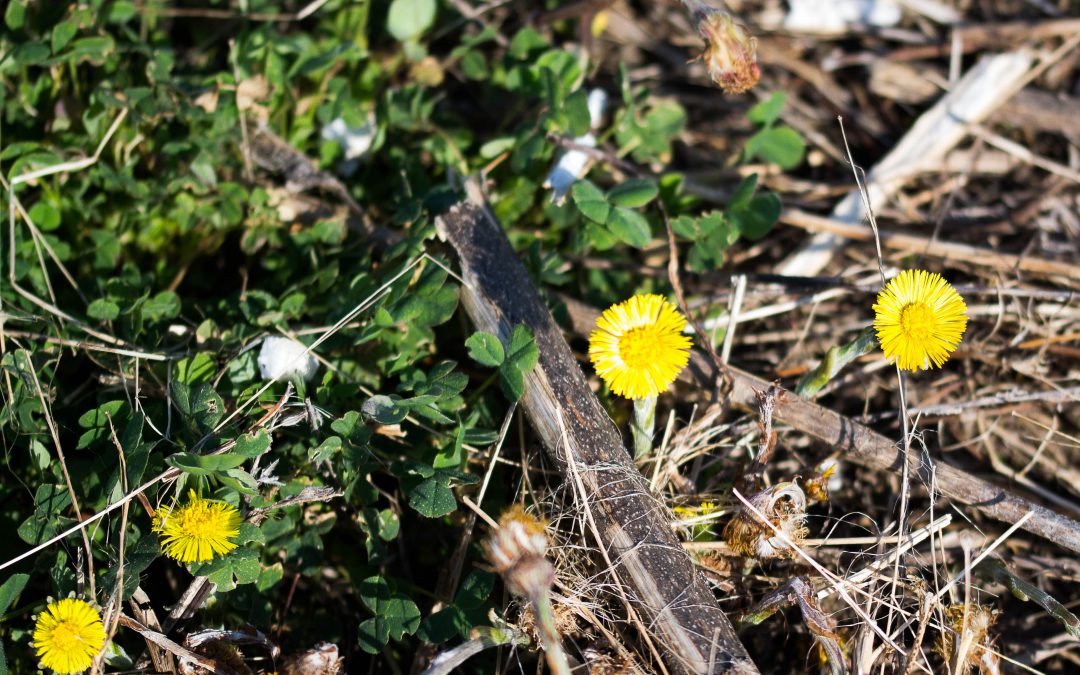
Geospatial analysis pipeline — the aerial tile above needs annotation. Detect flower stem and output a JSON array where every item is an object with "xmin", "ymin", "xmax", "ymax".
[
  {"xmin": 631, "ymin": 395, "xmax": 657, "ymax": 459},
  {"xmin": 530, "ymin": 589, "xmax": 571, "ymax": 675}
]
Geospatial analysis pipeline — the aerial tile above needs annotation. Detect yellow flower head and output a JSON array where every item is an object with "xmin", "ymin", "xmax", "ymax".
[
  {"xmin": 153, "ymin": 490, "xmax": 241, "ymax": 563},
  {"xmin": 588, "ymin": 294, "xmax": 693, "ymax": 400},
  {"xmin": 873, "ymin": 270, "xmax": 968, "ymax": 372},
  {"xmin": 32, "ymin": 598, "xmax": 106, "ymax": 674}
]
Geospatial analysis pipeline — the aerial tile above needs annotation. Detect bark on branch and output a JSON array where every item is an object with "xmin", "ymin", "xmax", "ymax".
[{"xmin": 435, "ymin": 184, "xmax": 758, "ymax": 675}]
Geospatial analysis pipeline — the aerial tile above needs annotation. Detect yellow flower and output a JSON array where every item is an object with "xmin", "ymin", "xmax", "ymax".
[
  {"xmin": 588, "ymin": 294, "xmax": 693, "ymax": 400},
  {"xmin": 153, "ymin": 490, "xmax": 241, "ymax": 563},
  {"xmin": 32, "ymin": 598, "xmax": 106, "ymax": 674},
  {"xmin": 873, "ymin": 270, "xmax": 968, "ymax": 371}
]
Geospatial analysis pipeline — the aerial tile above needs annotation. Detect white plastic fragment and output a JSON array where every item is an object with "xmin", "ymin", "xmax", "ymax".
[
  {"xmin": 784, "ymin": 0, "xmax": 901, "ymax": 34},
  {"xmin": 257, "ymin": 336, "xmax": 319, "ymax": 382},
  {"xmin": 544, "ymin": 88, "xmax": 609, "ymax": 205},
  {"xmin": 321, "ymin": 114, "xmax": 376, "ymax": 175}
]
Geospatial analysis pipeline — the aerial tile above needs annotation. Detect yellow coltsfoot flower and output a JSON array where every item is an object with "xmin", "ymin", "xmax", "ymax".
[
  {"xmin": 153, "ymin": 490, "xmax": 241, "ymax": 563},
  {"xmin": 873, "ymin": 269, "xmax": 968, "ymax": 372},
  {"xmin": 32, "ymin": 598, "xmax": 107, "ymax": 674},
  {"xmin": 588, "ymin": 294, "xmax": 693, "ymax": 400}
]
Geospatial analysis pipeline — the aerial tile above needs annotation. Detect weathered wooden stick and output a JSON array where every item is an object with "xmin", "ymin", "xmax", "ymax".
[{"xmin": 435, "ymin": 185, "xmax": 758, "ymax": 675}]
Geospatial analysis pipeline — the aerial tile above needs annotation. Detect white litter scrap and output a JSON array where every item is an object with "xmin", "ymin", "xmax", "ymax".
[
  {"xmin": 257, "ymin": 336, "xmax": 319, "ymax": 382},
  {"xmin": 321, "ymin": 113, "xmax": 376, "ymax": 175},
  {"xmin": 784, "ymin": 0, "xmax": 901, "ymax": 34},
  {"xmin": 544, "ymin": 88, "xmax": 609, "ymax": 205}
]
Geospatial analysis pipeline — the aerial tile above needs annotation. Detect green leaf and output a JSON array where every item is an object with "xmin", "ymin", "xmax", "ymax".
[
  {"xmin": 77, "ymin": 400, "xmax": 129, "ymax": 449},
  {"xmin": 607, "ymin": 179, "xmax": 659, "ymax": 208},
  {"xmin": 87, "ymin": 299, "xmax": 120, "ymax": 321},
  {"xmin": 101, "ymin": 536, "xmax": 159, "ymax": 600},
  {"xmin": 29, "ymin": 202, "xmax": 60, "ymax": 231},
  {"xmin": 418, "ymin": 606, "xmax": 470, "ymax": 644},
  {"xmin": 142, "ymin": 290, "xmax": 181, "ymax": 322},
  {"xmin": 362, "ymin": 394, "xmax": 408, "ymax": 424},
  {"xmin": 175, "ymin": 353, "xmax": 216, "ymax": 385},
  {"xmin": 744, "ymin": 126, "xmax": 805, "ymax": 169},
  {"xmin": 505, "ymin": 325, "xmax": 538, "ymax": 372},
  {"xmin": 166, "ymin": 452, "xmax": 247, "ymax": 476},
  {"xmin": 479, "ymin": 137, "xmax": 515, "ymax": 159},
  {"xmin": 747, "ymin": 92, "xmax": 787, "ymax": 127},
  {"xmin": 455, "ymin": 570, "xmax": 495, "ymax": 609},
  {"xmin": 4, "ymin": 0, "xmax": 26, "ymax": 30},
  {"xmin": 728, "ymin": 174, "xmax": 759, "ymax": 211},
  {"xmin": 51, "ymin": 21, "xmax": 79, "ymax": 53},
  {"xmin": 358, "ymin": 617, "xmax": 390, "ymax": 654},
  {"xmin": 796, "ymin": 327, "xmax": 877, "ymax": 399},
  {"xmin": 358, "ymin": 576, "xmax": 422, "ymax": 653},
  {"xmin": 408, "ymin": 475, "xmax": 457, "ymax": 518},
  {"xmin": 387, "ymin": 0, "xmax": 436, "ymax": 42},
  {"xmin": 571, "ymin": 181, "xmax": 609, "ymax": 224},
  {"xmin": 14, "ymin": 42, "xmax": 50, "ymax": 65},
  {"xmin": 192, "ymin": 547, "xmax": 261, "ymax": 592},
  {"xmin": 565, "ymin": 89, "xmax": 592, "ymax": 137},
  {"xmin": 465, "ymin": 331, "xmax": 505, "ymax": 367},
  {"xmin": 170, "ymin": 382, "xmax": 224, "ymax": 436},
  {"xmin": 18, "ymin": 485, "xmax": 72, "ymax": 545},
  {"xmin": 0, "ymin": 574, "xmax": 29, "ymax": 615},
  {"xmin": 730, "ymin": 192, "xmax": 781, "ymax": 241},
  {"xmin": 234, "ymin": 429, "xmax": 270, "ymax": 459},
  {"xmin": 499, "ymin": 364, "xmax": 525, "ymax": 401},
  {"xmin": 606, "ymin": 207, "xmax": 651, "ymax": 248}
]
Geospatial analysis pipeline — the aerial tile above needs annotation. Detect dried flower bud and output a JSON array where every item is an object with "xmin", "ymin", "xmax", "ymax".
[
  {"xmin": 694, "ymin": 6, "xmax": 760, "ymax": 94},
  {"xmin": 282, "ymin": 642, "xmax": 344, "ymax": 675},
  {"xmin": 724, "ymin": 482, "xmax": 807, "ymax": 559},
  {"xmin": 486, "ymin": 506, "xmax": 555, "ymax": 598},
  {"xmin": 940, "ymin": 604, "xmax": 1000, "ymax": 674},
  {"xmin": 804, "ymin": 458, "xmax": 841, "ymax": 505}
]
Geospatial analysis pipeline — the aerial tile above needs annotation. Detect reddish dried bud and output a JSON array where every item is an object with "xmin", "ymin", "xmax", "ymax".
[{"xmin": 697, "ymin": 9, "xmax": 760, "ymax": 94}]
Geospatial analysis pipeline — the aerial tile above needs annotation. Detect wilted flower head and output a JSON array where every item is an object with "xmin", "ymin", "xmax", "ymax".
[
  {"xmin": 485, "ymin": 506, "xmax": 555, "ymax": 598},
  {"xmin": 690, "ymin": 3, "xmax": 761, "ymax": 94},
  {"xmin": 940, "ymin": 604, "xmax": 999, "ymax": 674},
  {"xmin": 32, "ymin": 598, "xmax": 107, "ymax": 674},
  {"xmin": 724, "ymin": 482, "xmax": 808, "ymax": 559}
]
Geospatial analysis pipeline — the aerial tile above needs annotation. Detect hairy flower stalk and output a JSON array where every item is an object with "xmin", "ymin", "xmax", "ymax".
[
  {"xmin": 630, "ymin": 395, "xmax": 656, "ymax": 460},
  {"xmin": 485, "ymin": 507, "xmax": 569, "ymax": 675},
  {"xmin": 682, "ymin": 0, "xmax": 760, "ymax": 94}
]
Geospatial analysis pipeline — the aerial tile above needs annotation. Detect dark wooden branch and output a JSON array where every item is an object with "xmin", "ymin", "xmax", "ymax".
[
  {"xmin": 726, "ymin": 367, "xmax": 1080, "ymax": 555},
  {"xmin": 560, "ymin": 298, "xmax": 1080, "ymax": 556},
  {"xmin": 435, "ymin": 183, "xmax": 758, "ymax": 675}
]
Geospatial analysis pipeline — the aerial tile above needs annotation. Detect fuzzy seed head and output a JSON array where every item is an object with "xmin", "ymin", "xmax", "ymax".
[{"xmin": 698, "ymin": 11, "xmax": 761, "ymax": 94}]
